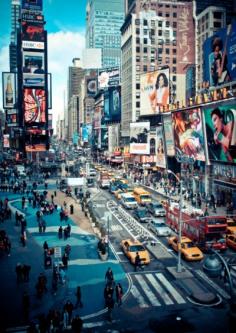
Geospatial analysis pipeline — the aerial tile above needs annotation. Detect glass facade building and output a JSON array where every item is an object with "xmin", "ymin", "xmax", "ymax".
[
  {"xmin": 9, "ymin": 0, "xmax": 21, "ymax": 72},
  {"xmin": 86, "ymin": 0, "xmax": 124, "ymax": 68}
]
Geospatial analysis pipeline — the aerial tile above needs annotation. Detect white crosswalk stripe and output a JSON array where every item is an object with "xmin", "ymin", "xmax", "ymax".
[
  {"xmin": 131, "ymin": 273, "xmax": 186, "ymax": 308},
  {"xmin": 110, "ymin": 224, "xmax": 123, "ymax": 231}
]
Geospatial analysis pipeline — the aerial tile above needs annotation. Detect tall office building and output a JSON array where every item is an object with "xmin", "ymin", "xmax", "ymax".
[
  {"xmin": 86, "ymin": 0, "xmax": 125, "ymax": 68},
  {"xmin": 68, "ymin": 58, "xmax": 84, "ymax": 101},
  {"xmin": 9, "ymin": 0, "xmax": 21, "ymax": 72}
]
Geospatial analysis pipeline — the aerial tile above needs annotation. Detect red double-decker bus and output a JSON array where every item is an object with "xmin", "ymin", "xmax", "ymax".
[{"xmin": 164, "ymin": 202, "xmax": 227, "ymax": 251}]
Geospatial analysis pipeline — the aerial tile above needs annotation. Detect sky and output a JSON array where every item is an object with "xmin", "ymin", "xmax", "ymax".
[{"xmin": 0, "ymin": 0, "xmax": 87, "ymax": 129}]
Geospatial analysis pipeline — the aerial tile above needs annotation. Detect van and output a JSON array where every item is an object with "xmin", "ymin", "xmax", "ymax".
[
  {"xmin": 133, "ymin": 187, "xmax": 152, "ymax": 205},
  {"xmin": 120, "ymin": 193, "xmax": 138, "ymax": 209}
]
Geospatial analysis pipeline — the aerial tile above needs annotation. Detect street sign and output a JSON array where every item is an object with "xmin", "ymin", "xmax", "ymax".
[{"xmin": 54, "ymin": 246, "xmax": 61, "ymax": 259}]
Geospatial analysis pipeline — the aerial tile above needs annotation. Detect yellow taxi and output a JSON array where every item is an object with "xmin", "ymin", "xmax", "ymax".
[
  {"xmin": 120, "ymin": 239, "xmax": 150, "ymax": 265},
  {"xmin": 114, "ymin": 189, "xmax": 123, "ymax": 200},
  {"xmin": 226, "ymin": 234, "xmax": 236, "ymax": 251},
  {"xmin": 227, "ymin": 218, "xmax": 236, "ymax": 235},
  {"xmin": 168, "ymin": 236, "xmax": 204, "ymax": 261}
]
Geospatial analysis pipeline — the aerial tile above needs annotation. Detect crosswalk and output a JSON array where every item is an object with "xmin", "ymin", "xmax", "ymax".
[{"xmin": 130, "ymin": 272, "xmax": 186, "ymax": 308}]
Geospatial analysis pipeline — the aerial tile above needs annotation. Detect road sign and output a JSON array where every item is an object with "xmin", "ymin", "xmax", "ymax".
[{"xmin": 54, "ymin": 246, "xmax": 62, "ymax": 258}]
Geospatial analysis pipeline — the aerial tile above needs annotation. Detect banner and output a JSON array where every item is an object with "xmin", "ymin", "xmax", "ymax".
[
  {"xmin": 203, "ymin": 102, "xmax": 236, "ymax": 163},
  {"xmin": 140, "ymin": 68, "xmax": 169, "ymax": 115},
  {"xmin": 172, "ymin": 108, "xmax": 205, "ymax": 161},
  {"xmin": 23, "ymin": 88, "xmax": 46, "ymax": 124},
  {"xmin": 86, "ymin": 78, "xmax": 97, "ymax": 96},
  {"xmin": 203, "ymin": 21, "xmax": 236, "ymax": 87},
  {"xmin": 3, "ymin": 135, "xmax": 10, "ymax": 148},
  {"xmin": 130, "ymin": 122, "xmax": 150, "ymax": 154},
  {"xmin": 22, "ymin": 0, "xmax": 43, "ymax": 12},
  {"xmin": 156, "ymin": 126, "xmax": 166, "ymax": 168},
  {"xmin": 98, "ymin": 66, "xmax": 120, "ymax": 89},
  {"xmin": 2, "ymin": 72, "xmax": 17, "ymax": 109},
  {"xmin": 163, "ymin": 114, "xmax": 175, "ymax": 156}
]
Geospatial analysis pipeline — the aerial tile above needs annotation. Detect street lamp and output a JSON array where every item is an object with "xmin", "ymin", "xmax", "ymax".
[{"xmin": 167, "ymin": 168, "xmax": 183, "ymax": 273}]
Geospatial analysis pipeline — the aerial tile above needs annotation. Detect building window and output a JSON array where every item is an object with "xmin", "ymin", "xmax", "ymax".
[
  {"xmin": 158, "ymin": 30, "xmax": 163, "ymax": 36},
  {"xmin": 144, "ymin": 38, "xmax": 148, "ymax": 44},
  {"xmin": 143, "ymin": 47, "xmax": 148, "ymax": 53},
  {"xmin": 136, "ymin": 46, "xmax": 140, "ymax": 53},
  {"xmin": 214, "ymin": 11, "xmax": 222, "ymax": 19},
  {"xmin": 151, "ymin": 20, "xmax": 155, "ymax": 27},
  {"xmin": 158, "ymin": 12, "xmax": 163, "ymax": 16},
  {"xmin": 158, "ymin": 48, "xmax": 163, "ymax": 54},
  {"xmin": 136, "ymin": 65, "xmax": 140, "ymax": 71},
  {"xmin": 144, "ymin": 29, "xmax": 148, "ymax": 35},
  {"xmin": 143, "ymin": 19, "xmax": 148, "ymax": 26},
  {"xmin": 136, "ymin": 56, "xmax": 140, "ymax": 62},
  {"xmin": 166, "ymin": 57, "xmax": 170, "ymax": 63},
  {"xmin": 173, "ymin": 39, "xmax": 177, "ymax": 46},
  {"xmin": 135, "ymin": 19, "xmax": 140, "ymax": 25},
  {"xmin": 173, "ymin": 22, "xmax": 177, "ymax": 28},
  {"xmin": 158, "ymin": 21, "xmax": 163, "ymax": 27},
  {"xmin": 136, "ymin": 101, "xmax": 140, "ymax": 108},
  {"xmin": 158, "ymin": 39, "xmax": 164, "ymax": 45},
  {"xmin": 166, "ymin": 48, "xmax": 170, "ymax": 54},
  {"xmin": 143, "ymin": 65, "xmax": 147, "ymax": 72},
  {"xmin": 172, "ymin": 75, "xmax": 176, "ymax": 81},
  {"xmin": 150, "ymin": 138, "xmax": 156, "ymax": 154},
  {"xmin": 136, "ymin": 83, "xmax": 140, "ymax": 89},
  {"xmin": 166, "ymin": 13, "xmax": 170, "ymax": 18},
  {"xmin": 136, "ymin": 28, "xmax": 140, "ymax": 34},
  {"xmin": 136, "ymin": 37, "xmax": 140, "ymax": 43},
  {"xmin": 166, "ymin": 39, "xmax": 170, "ymax": 45},
  {"xmin": 214, "ymin": 21, "xmax": 222, "ymax": 28},
  {"xmin": 173, "ymin": 58, "xmax": 177, "ymax": 64},
  {"xmin": 173, "ymin": 48, "xmax": 176, "ymax": 54},
  {"xmin": 173, "ymin": 66, "xmax": 176, "ymax": 73},
  {"xmin": 173, "ymin": 12, "xmax": 177, "ymax": 18},
  {"xmin": 151, "ymin": 48, "xmax": 155, "ymax": 54}
]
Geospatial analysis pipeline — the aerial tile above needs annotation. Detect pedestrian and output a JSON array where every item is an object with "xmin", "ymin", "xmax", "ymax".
[
  {"xmin": 106, "ymin": 293, "xmax": 114, "ymax": 322},
  {"xmin": 70, "ymin": 204, "xmax": 74, "ymax": 215},
  {"xmin": 64, "ymin": 227, "xmax": 68, "ymax": 240},
  {"xmin": 58, "ymin": 226, "xmax": 63, "ymax": 239},
  {"xmin": 75, "ymin": 286, "xmax": 83, "ymax": 308},
  {"xmin": 54, "ymin": 190, "xmax": 57, "ymax": 197},
  {"xmin": 51, "ymin": 194, "xmax": 54, "ymax": 203},
  {"xmin": 20, "ymin": 232, "xmax": 26, "ymax": 247},
  {"xmin": 41, "ymin": 219, "xmax": 46, "ymax": 233},
  {"xmin": 115, "ymin": 282, "xmax": 123, "ymax": 306},
  {"xmin": 62, "ymin": 253, "xmax": 69, "ymax": 268},
  {"xmin": 105, "ymin": 267, "xmax": 114, "ymax": 286},
  {"xmin": 64, "ymin": 300, "xmax": 74, "ymax": 324},
  {"xmin": 16, "ymin": 263, "xmax": 23, "ymax": 283},
  {"xmin": 22, "ymin": 291, "xmax": 30, "ymax": 322},
  {"xmin": 22, "ymin": 264, "xmax": 31, "ymax": 282},
  {"xmin": 4, "ymin": 236, "xmax": 11, "ymax": 256},
  {"xmin": 63, "ymin": 309, "xmax": 69, "ymax": 329},
  {"xmin": 66, "ymin": 224, "xmax": 71, "ymax": 237},
  {"xmin": 204, "ymin": 206, "xmax": 209, "ymax": 217},
  {"xmin": 71, "ymin": 315, "xmax": 83, "ymax": 333},
  {"xmin": 134, "ymin": 252, "xmax": 142, "ymax": 271},
  {"xmin": 43, "ymin": 241, "xmax": 49, "ymax": 251},
  {"xmin": 59, "ymin": 265, "xmax": 66, "ymax": 284}
]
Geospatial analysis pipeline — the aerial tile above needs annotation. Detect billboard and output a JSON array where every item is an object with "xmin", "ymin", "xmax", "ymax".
[
  {"xmin": 6, "ymin": 113, "xmax": 18, "ymax": 126},
  {"xmin": 22, "ymin": 41, "xmax": 44, "ymax": 49},
  {"xmin": 25, "ymin": 128, "xmax": 47, "ymax": 152},
  {"xmin": 140, "ymin": 68, "xmax": 170, "ymax": 115},
  {"xmin": 3, "ymin": 135, "xmax": 10, "ymax": 148},
  {"xmin": 22, "ymin": 21, "xmax": 45, "ymax": 42},
  {"xmin": 21, "ymin": 12, "xmax": 44, "ymax": 23},
  {"xmin": 86, "ymin": 78, "xmax": 97, "ymax": 96},
  {"xmin": 23, "ymin": 88, "xmax": 46, "ymax": 124},
  {"xmin": 172, "ymin": 108, "xmax": 205, "ymax": 161},
  {"xmin": 163, "ymin": 114, "xmax": 175, "ymax": 156},
  {"xmin": 103, "ymin": 86, "xmax": 121, "ymax": 123},
  {"xmin": 156, "ymin": 126, "xmax": 166, "ymax": 168},
  {"xmin": 203, "ymin": 22, "xmax": 236, "ymax": 87},
  {"xmin": 23, "ymin": 51, "xmax": 45, "ymax": 73},
  {"xmin": 130, "ymin": 122, "xmax": 150, "ymax": 155},
  {"xmin": 22, "ymin": 0, "xmax": 43, "ymax": 11},
  {"xmin": 82, "ymin": 124, "xmax": 92, "ymax": 143},
  {"xmin": 98, "ymin": 66, "xmax": 120, "ymax": 89},
  {"xmin": 2, "ymin": 72, "xmax": 17, "ymax": 109},
  {"xmin": 203, "ymin": 102, "xmax": 236, "ymax": 163}
]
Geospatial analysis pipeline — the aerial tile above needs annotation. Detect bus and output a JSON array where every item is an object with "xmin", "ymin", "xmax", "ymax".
[
  {"xmin": 133, "ymin": 187, "xmax": 152, "ymax": 206},
  {"xmin": 163, "ymin": 202, "xmax": 227, "ymax": 252}
]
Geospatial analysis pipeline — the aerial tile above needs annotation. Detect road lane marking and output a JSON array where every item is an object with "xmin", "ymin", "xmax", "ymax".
[
  {"xmin": 135, "ymin": 274, "xmax": 161, "ymax": 306},
  {"xmin": 146, "ymin": 274, "xmax": 174, "ymax": 305},
  {"xmin": 130, "ymin": 285, "xmax": 149, "ymax": 308},
  {"xmin": 155, "ymin": 273, "xmax": 185, "ymax": 304}
]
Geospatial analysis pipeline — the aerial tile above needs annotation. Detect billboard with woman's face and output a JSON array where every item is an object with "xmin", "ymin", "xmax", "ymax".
[
  {"xmin": 140, "ymin": 68, "xmax": 169, "ymax": 116},
  {"xmin": 172, "ymin": 108, "xmax": 205, "ymax": 161},
  {"xmin": 203, "ymin": 102, "xmax": 236, "ymax": 163},
  {"xmin": 156, "ymin": 126, "xmax": 166, "ymax": 168}
]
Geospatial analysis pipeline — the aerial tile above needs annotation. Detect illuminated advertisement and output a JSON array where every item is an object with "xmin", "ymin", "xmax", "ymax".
[
  {"xmin": 140, "ymin": 68, "xmax": 169, "ymax": 115},
  {"xmin": 101, "ymin": 127, "xmax": 108, "ymax": 149},
  {"xmin": 156, "ymin": 126, "xmax": 166, "ymax": 168},
  {"xmin": 2, "ymin": 72, "xmax": 17, "ymax": 109},
  {"xmin": 103, "ymin": 86, "xmax": 121, "ymax": 122},
  {"xmin": 98, "ymin": 66, "xmax": 120, "ymax": 89},
  {"xmin": 22, "ymin": 0, "xmax": 43, "ymax": 12},
  {"xmin": 172, "ymin": 108, "xmax": 205, "ymax": 161},
  {"xmin": 23, "ymin": 51, "xmax": 45, "ymax": 73},
  {"xmin": 23, "ymin": 88, "xmax": 46, "ymax": 124},
  {"xmin": 22, "ymin": 41, "xmax": 44, "ymax": 49},
  {"xmin": 203, "ymin": 21, "xmax": 236, "ymax": 87},
  {"xmin": 82, "ymin": 124, "xmax": 92, "ymax": 143},
  {"xmin": 47, "ymin": 73, "xmax": 52, "ymax": 109},
  {"xmin": 25, "ymin": 128, "xmax": 47, "ymax": 152},
  {"xmin": 86, "ymin": 78, "xmax": 97, "ymax": 96},
  {"xmin": 21, "ymin": 12, "xmax": 44, "ymax": 23},
  {"xmin": 22, "ymin": 21, "xmax": 44, "ymax": 42},
  {"xmin": 163, "ymin": 114, "xmax": 175, "ymax": 156},
  {"xmin": 130, "ymin": 122, "xmax": 150, "ymax": 155},
  {"xmin": 203, "ymin": 102, "xmax": 236, "ymax": 163},
  {"xmin": 6, "ymin": 113, "xmax": 18, "ymax": 126},
  {"xmin": 3, "ymin": 135, "xmax": 10, "ymax": 148}
]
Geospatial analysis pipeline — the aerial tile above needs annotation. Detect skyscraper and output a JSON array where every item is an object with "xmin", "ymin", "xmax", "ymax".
[
  {"xmin": 9, "ymin": 0, "xmax": 21, "ymax": 72},
  {"xmin": 86, "ymin": 0, "xmax": 125, "ymax": 68}
]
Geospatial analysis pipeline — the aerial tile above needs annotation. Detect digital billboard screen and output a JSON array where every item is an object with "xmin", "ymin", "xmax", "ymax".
[
  {"xmin": 103, "ymin": 86, "xmax": 121, "ymax": 123},
  {"xmin": 98, "ymin": 66, "xmax": 120, "ymax": 89},
  {"xmin": 23, "ymin": 88, "xmax": 46, "ymax": 124},
  {"xmin": 25, "ymin": 128, "xmax": 47, "ymax": 152},
  {"xmin": 140, "ymin": 68, "xmax": 170, "ymax": 115},
  {"xmin": 22, "ymin": 21, "xmax": 45, "ymax": 42},
  {"xmin": 172, "ymin": 108, "xmax": 205, "ymax": 161},
  {"xmin": 22, "ymin": 0, "xmax": 43, "ymax": 12},
  {"xmin": 23, "ymin": 51, "xmax": 45, "ymax": 73},
  {"xmin": 203, "ymin": 22, "xmax": 236, "ymax": 87},
  {"xmin": 163, "ymin": 114, "xmax": 175, "ymax": 156},
  {"xmin": 203, "ymin": 102, "xmax": 236, "ymax": 163},
  {"xmin": 130, "ymin": 122, "xmax": 150, "ymax": 155},
  {"xmin": 86, "ymin": 78, "xmax": 97, "ymax": 96},
  {"xmin": 156, "ymin": 126, "xmax": 166, "ymax": 168}
]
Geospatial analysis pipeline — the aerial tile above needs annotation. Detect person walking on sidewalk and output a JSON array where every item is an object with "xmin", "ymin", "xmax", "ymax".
[
  {"xmin": 22, "ymin": 264, "xmax": 31, "ymax": 282},
  {"xmin": 115, "ymin": 283, "xmax": 123, "ymax": 306},
  {"xmin": 105, "ymin": 267, "xmax": 114, "ymax": 286},
  {"xmin": 75, "ymin": 286, "xmax": 83, "ymax": 308},
  {"xmin": 134, "ymin": 252, "xmax": 142, "ymax": 271},
  {"xmin": 106, "ymin": 293, "xmax": 114, "ymax": 322}
]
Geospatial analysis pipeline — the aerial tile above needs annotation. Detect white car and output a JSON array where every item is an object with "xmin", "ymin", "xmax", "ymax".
[
  {"xmin": 147, "ymin": 219, "xmax": 171, "ymax": 237},
  {"xmin": 147, "ymin": 202, "xmax": 166, "ymax": 217}
]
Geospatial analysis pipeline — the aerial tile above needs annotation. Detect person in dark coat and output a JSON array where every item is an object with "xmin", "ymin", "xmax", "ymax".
[
  {"xmin": 22, "ymin": 291, "xmax": 30, "ymax": 322},
  {"xmin": 105, "ymin": 267, "xmax": 114, "ymax": 286},
  {"xmin": 75, "ymin": 286, "xmax": 83, "ymax": 308},
  {"xmin": 63, "ymin": 300, "xmax": 74, "ymax": 324},
  {"xmin": 62, "ymin": 253, "xmax": 68, "ymax": 268},
  {"xmin": 16, "ymin": 263, "xmax": 23, "ymax": 283},
  {"xmin": 106, "ymin": 293, "xmax": 114, "ymax": 322},
  {"xmin": 22, "ymin": 264, "xmax": 31, "ymax": 282},
  {"xmin": 71, "ymin": 315, "xmax": 83, "ymax": 333},
  {"xmin": 58, "ymin": 226, "xmax": 63, "ymax": 239},
  {"xmin": 115, "ymin": 283, "xmax": 123, "ymax": 306}
]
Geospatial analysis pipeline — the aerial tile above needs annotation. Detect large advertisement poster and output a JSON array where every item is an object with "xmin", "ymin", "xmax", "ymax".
[
  {"xmin": 172, "ymin": 108, "xmax": 205, "ymax": 161},
  {"xmin": 156, "ymin": 126, "xmax": 166, "ymax": 168},
  {"xmin": 3, "ymin": 135, "xmax": 10, "ymax": 148},
  {"xmin": 22, "ymin": 21, "xmax": 45, "ymax": 42},
  {"xmin": 98, "ymin": 67, "xmax": 120, "ymax": 89},
  {"xmin": 163, "ymin": 114, "xmax": 175, "ymax": 156},
  {"xmin": 203, "ymin": 103, "xmax": 236, "ymax": 163},
  {"xmin": 82, "ymin": 124, "xmax": 92, "ymax": 144},
  {"xmin": 2, "ymin": 72, "xmax": 16, "ymax": 109},
  {"xmin": 103, "ymin": 87, "xmax": 121, "ymax": 122},
  {"xmin": 23, "ymin": 88, "xmax": 46, "ymax": 124},
  {"xmin": 86, "ymin": 78, "xmax": 97, "ymax": 96},
  {"xmin": 22, "ymin": 0, "xmax": 43, "ymax": 12},
  {"xmin": 130, "ymin": 122, "xmax": 150, "ymax": 155},
  {"xmin": 25, "ymin": 129, "xmax": 47, "ymax": 152},
  {"xmin": 23, "ymin": 51, "xmax": 45, "ymax": 73},
  {"xmin": 140, "ymin": 68, "xmax": 169, "ymax": 115},
  {"xmin": 203, "ymin": 21, "xmax": 236, "ymax": 87}
]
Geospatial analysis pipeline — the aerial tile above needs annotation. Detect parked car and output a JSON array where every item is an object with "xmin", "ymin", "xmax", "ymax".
[
  {"xmin": 147, "ymin": 202, "xmax": 166, "ymax": 217},
  {"xmin": 168, "ymin": 236, "xmax": 204, "ymax": 261},
  {"xmin": 133, "ymin": 208, "xmax": 152, "ymax": 223},
  {"xmin": 147, "ymin": 219, "xmax": 171, "ymax": 237},
  {"xmin": 120, "ymin": 239, "xmax": 150, "ymax": 265},
  {"xmin": 226, "ymin": 234, "xmax": 236, "ymax": 251}
]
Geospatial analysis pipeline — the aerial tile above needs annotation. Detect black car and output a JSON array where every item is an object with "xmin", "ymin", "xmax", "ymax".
[{"xmin": 133, "ymin": 207, "xmax": 152, "ymax": 223}]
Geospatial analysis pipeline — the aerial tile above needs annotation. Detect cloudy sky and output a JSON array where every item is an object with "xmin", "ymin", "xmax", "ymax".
[{"xmin": 0, "ymin": 0, "xmax": 87, "ymax": 128}]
